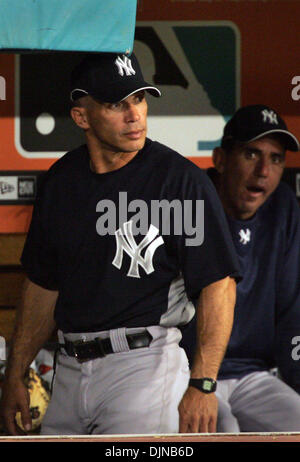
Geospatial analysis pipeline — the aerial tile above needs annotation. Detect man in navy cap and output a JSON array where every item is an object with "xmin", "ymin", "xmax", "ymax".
[
  {"xmin": 0, "ymin": 52, "xmax": 240, "ymax": 435},
  {"xmin": 182, "ymin": 104, "xmax": 300, "ymax": 431}
]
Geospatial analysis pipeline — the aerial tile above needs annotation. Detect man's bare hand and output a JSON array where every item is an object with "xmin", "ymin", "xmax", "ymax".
[
  {"xmin": 178, "ymin": 386, "xmax": 218, "ymax": 433},
  {"xmin": 0, "ymin": 379, "xmax": 31, "ymax": 435}
]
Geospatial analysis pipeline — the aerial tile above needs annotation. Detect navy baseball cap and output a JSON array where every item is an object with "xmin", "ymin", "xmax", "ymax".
[
  {"xmin": 222, "ymin": 104, "xmax": 299, "ymax": 151},
  {"xmin": 70, "ymin": 52, "xmax": 161, "ymax": 103}
]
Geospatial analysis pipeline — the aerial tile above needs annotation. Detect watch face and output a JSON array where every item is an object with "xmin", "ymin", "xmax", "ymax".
[
  {"xmin": 203, "ymin": 379, "xmax": 214, "ymax": 392},
  {"xmin": 189, "ymin": 377, "xmax": 217, "ymax": 393}
]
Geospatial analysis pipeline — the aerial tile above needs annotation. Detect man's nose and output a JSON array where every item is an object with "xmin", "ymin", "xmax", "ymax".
[
  {"xmin": 125, "ymin": 104, "xmax": 140, "ymax": 122},
  {"xmin": 255, "ymin": 157, "xmax": 270, "ymax": 177}
]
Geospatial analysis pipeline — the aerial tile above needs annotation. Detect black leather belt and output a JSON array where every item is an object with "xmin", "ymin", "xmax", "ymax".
[{"xmin": 60, "ymin": 331, "xmax": 153, "ymax": 363}]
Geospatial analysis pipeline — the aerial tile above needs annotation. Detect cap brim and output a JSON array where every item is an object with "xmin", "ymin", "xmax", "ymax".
[
  {"xmin": 248, "ymin": 129, "xmax": 300, "ymax": 152},
  {"xmin": 120, "ymin": 86, "xmax": 161, "ymax": 101},
  {"xmin": 70, "ymin": 86, "xmax": 161, "ymax": 103},
  {"xmin": 73, "ymin": 81, "xmax": 162, "ymax": 104},
  {"xmin": 70, "ymin": 88, "xmax": 88, "ymax": 102}
]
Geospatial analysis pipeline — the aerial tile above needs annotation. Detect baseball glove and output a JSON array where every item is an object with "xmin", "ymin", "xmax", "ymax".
[{"xmin": 15, "ymin": 367, "xmax": 50, "ymax": 432}]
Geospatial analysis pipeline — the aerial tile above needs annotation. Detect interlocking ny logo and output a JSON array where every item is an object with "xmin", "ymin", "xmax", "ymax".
[
  {"xmin": 115, "ymin": 55, "xmax": 136, "ymax": 77},
  {"xmin": 112, "ymin": 221, "xmax": 164, "ymax": 278},
  {"xmin": 261, "ymin": 109, "xmax": 278, "ymax": 125},
  {"xmin": 239, "ymin": 228, "xmax": 251, "ymax": 245}
]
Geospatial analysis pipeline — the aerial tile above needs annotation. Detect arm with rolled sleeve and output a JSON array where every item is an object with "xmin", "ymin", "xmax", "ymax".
[
  {"xmin": 175, "ymin": 170, "xmax": 240, "ymax": 432},
  {"xmin": 0, "ymin": 174, "xmax": 59, "ymax": 435}
]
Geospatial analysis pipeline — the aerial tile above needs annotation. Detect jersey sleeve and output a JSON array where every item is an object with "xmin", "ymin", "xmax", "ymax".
[
  {"xmin": 275, "ymin": 190, "xmax": 300, "ymax": 393},
  {"xmin": 173, "ymin": 168, "xmax": 241, "ymax": 302},
  {"xmin": 21, "ymin": 173, "xmax": 59, "ymax": 290}
]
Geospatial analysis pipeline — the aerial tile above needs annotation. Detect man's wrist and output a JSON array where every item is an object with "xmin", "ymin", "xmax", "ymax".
[{"xmin": 189, "ymin": 377, "xmax": 217, "ymax": 393}]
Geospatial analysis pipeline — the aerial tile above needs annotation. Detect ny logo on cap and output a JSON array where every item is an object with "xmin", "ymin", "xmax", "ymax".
[
  {"xmin": 261, "ymin": 109, "xmax": 278, "ymax": 125},
  {"xmin": 115, "ymin": 55, "xmax": 136, "ymax": 77}
]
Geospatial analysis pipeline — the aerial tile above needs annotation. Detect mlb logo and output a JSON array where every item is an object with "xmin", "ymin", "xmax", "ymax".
[
  {"xmin": 14, "ymin": 21, "xmax": 240, "ymax": 159},
  {"xmin": 135, "ymin": 21, "xmax": 240, "ymax": 157}
]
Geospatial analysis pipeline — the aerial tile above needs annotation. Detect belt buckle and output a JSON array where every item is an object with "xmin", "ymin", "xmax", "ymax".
[
  {"xmin": 73, "ymin": 338, "xmax": 105, "ymax": 363},
  {"xmin": 73, "ymin": 339, "xmax": 89, "ymax": 363}
]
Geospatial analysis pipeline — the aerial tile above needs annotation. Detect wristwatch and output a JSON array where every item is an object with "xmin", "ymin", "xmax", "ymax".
[{"xmin": 189, "ymin": 377, "xmax": 217, "ymax": 393}]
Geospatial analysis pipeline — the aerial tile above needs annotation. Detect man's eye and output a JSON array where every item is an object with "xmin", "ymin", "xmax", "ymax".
[
  {"xmin": 244, "ymin": 151, "xmax": 257, "ymax": 159},
  {"xmin": 272, "ymin": 154, "xmax": 284, "ymax": 164},
  {"xmin": 134, "ymin": 92, "xmax": 145, "ymax": 103},
  {"xmin": 111, "ymin": 102, "xmax": 122, "ymax": 109}
]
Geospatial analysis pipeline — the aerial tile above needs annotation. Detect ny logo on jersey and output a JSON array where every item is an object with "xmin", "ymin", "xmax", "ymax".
[
  {"xmin": 115, "ymin": 55, "xmax": 136, "ymax": 77},
  {"xmin": 261, "ymin": 109, "xmax": 278, "ymax": 125},
  {"xmin": 112, "ymin": 220, "xmax": 164, "ymax": 278},
  {"xmin": 239, "ymin": 228, "xmax": 251, "ymax": 245}
]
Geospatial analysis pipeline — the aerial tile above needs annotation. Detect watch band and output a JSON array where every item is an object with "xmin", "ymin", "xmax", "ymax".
[{"xmin": 189, "ymin": 377, "xmax": 217, "ymax": 393}]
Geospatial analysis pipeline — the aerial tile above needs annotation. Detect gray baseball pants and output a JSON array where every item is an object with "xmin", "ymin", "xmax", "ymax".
[
  {"xmin": 41, "ymin": 326, "xmax": 190, "ymax": 435},
  {"xmin": 216, "ymin": 371, "xmax": 300, "ymax": 432}
]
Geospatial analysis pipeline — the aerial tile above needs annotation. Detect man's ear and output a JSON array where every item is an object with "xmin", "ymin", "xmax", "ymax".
[
  {"xmin": 70, "ymin": 106, "xmax": 89, "ymax": 130},
  {"xmin": 212, "ymin": 147, "xmax": 226, "ymax": 174}
]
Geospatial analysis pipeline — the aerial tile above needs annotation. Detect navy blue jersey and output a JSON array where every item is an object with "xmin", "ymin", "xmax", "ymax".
[
  {"xmin": 182, "ymin": 168, "xmax": 300, "ymax": 393},
  {"xmin": 21, "ymin": 140, "xmax": 240, "ymax": 333}
]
